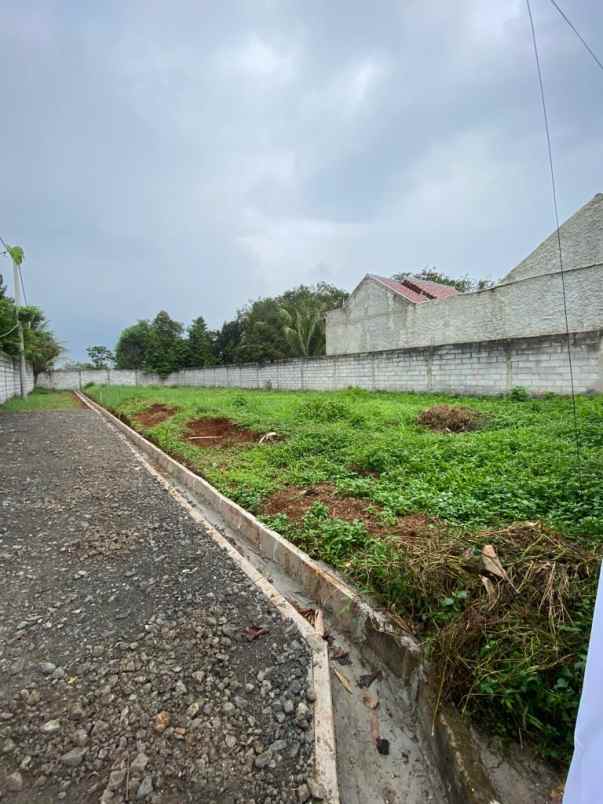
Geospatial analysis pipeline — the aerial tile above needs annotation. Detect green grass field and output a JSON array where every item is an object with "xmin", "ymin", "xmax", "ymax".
[
  {"xmin": 0, "ymin": 387, "xmax": 80, "ymax": 412},
  {"xmin": 86, "ymin": 383, "xmax": 603, "ymax": 761}
]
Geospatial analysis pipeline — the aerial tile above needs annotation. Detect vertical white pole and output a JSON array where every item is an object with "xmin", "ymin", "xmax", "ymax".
[{"xmin": 12, "ymin": 258, "xmax": 27, "ymax": 398}]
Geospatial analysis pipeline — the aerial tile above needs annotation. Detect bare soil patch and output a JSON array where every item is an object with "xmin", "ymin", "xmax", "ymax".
[
  {"xmin": 416, "ymin": 404, "xmax": 484, "ymax": 433},
  {"xmin": 184, "ymin": 417, "xmax": 260, "ymax": 448},
  {"xmin": 133, "ymin": 403, "xmax": 178, "ymax": 427},
  {"xmin": 263, "ymin": 483, "xmax": 440, "ymax": 542}
]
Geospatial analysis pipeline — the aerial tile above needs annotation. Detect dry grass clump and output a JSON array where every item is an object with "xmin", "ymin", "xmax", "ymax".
[
  {"xmin": 392, "ymin": 521, "xmax": 600, "ymax": 759},
  {"xmin": 416, "ymin": 404, "xmax": 484, "ymax": 433}
]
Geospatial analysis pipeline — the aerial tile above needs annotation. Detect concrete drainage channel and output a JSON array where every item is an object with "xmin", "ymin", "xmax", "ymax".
[{"xmin": 78, "ymin": 392, "xmax": 511, "ymax": 804}]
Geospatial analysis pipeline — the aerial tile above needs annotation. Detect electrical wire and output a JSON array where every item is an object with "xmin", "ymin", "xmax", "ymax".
[
  {"xmin": 526, "ymin": 0, "xmax": 581, "ymax": 467},
  {"xmin": 548, "ymin": 0, "xmax": 603, "ymax": 74}
]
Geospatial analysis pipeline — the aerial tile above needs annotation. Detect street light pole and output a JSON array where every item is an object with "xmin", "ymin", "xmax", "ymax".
[
  {"xmin": 12, "ymin": 256, "xmax": 27, "ymax": 398},
  {"xmin": 0, "ymin": 236, "xmax": 27, "ymax": 398}
]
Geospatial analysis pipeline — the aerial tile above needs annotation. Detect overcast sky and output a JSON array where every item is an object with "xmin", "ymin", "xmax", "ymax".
[{"xmin": 1, "ymin": 1, "xmax": 602, "ymax": 361}]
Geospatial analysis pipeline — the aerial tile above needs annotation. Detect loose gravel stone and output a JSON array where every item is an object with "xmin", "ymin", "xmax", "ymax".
[
  {"xmin": 0, "ymin": 410, "xmax": 315, "ymax": 803},
  {"xmin": 6, "ymin": 770, "xmax": 24, "ymax": 791},
  {"xmin": 61, "ymin": 747, "xmax": 87, "ymax": 767}
]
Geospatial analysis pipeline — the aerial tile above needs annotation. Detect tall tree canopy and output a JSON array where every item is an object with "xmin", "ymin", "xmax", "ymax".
[
  {"xmin": 143, "ymin": 311, "xmax": 186, "ymax": 377},
  {"xmin": 186, "ymin": 316, "xmax": 215, "ymax": 368},
  {"xmin": 213, "ymin": 318, "xmax": 243, "ymax": 365},
  {"xmin": 112, "ymin": 281, "xmax": 348, "ymax": 373},
  {"xmin": 115, "ymin": 321, "xmax": 151, "ymax": 369}
]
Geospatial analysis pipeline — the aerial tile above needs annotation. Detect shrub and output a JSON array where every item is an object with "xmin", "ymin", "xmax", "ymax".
[{"xmin": 509, "ymin": 386, "xmax": 530, "ymax": 402}]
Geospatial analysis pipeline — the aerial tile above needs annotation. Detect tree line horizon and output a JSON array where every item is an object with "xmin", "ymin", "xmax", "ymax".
[{"xmin": 69, "ymin": 269, "xmax": 494, "ymax": 378}]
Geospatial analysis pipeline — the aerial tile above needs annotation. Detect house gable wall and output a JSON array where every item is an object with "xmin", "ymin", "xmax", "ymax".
[
  {"xmin": 326, "ymin": 277, "xmax": 412, "ymax": 355},
  {"xmin": 501, "ymin": 193, "xmax": 603, "ymax": 284}
]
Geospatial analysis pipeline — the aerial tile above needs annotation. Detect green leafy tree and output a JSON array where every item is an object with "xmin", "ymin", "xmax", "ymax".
[
  {"xmin": 393, "ymin": 267, "xmax": 495, "ymax": 293},
  {"xmin": 213, "ymin": 319, "xmax": 243, "ymax": 365},
  {"xmin": 115, "ymin": 321, "xmax": 151, "ymax": 369},
  {"xmin": 279, "ymin": 283, "xmax": 348, "ymax": 357},
  {"xmin": 186, "ymin": 316, "xmax": 216, "ymax": 368},
  {"xmin": 17, "ymin": 305, "xmax": 62, "ymax": 377},
  {"xmin": 234, "ymin": 283, "xmax": 348, "ymax": 363},
  {"xmin": 86, "ymin": 345, "xmax": 115, "ymax": 369},
  {"xmin": 236, "ymin": 297, "xmax": 290, "ymax": 363},
  {"xmin": 279, "ymin": 303, "xmax": 324, "ymax": 357},
  {"xmin": 143, "ymin": 311, "xmax": 185, "ymax": 377}
]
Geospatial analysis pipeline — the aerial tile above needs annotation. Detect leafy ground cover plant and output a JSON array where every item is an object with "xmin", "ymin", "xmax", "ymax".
[{"xmin": 86, "ymin": 383, "xmax": 603, "ymax": 761}]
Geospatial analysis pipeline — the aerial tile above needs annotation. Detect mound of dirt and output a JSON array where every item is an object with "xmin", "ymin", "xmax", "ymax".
[
  {"xmin": 185, "ymin": 417, "xmax": 260, "ymax": 448},
  {"xmin": 133, "ymin": 403, "xmax": 178, "ymax": 427},
  {"xmin": 416, "ymin": 404, "xmax": 483, "ymax": 433},
  {"xmin": 262, "ymin": 483, "xmax": 439, "ymax": 542}
]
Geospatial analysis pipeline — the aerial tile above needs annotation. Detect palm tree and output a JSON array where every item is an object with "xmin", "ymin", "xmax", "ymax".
[{"xmin": 279, "ymin": 302, "xmax": 326, "ymax": 357}]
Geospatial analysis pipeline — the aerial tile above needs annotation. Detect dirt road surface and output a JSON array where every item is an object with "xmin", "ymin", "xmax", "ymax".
[{"xmin": 0, "ymin": 410, "xmax": 315, "ymax": 804}]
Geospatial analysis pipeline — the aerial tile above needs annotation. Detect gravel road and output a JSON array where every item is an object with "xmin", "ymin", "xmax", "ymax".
[{"xmin": 0, "ymin": 410, "xmax": 315, "ymax": 804}]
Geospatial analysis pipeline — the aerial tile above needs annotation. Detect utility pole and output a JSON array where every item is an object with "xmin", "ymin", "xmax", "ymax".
[
  {"xmin": 1, "ymin": 236, "xmax": 27, "ymax": 398},
  {"xmin": 13, "ymin": 256, "xmax": 27, "ymax": 398}
]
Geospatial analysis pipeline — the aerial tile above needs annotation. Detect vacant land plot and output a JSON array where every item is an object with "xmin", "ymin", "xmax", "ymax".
[{"xmin": 87, "ymin": 384, "xmax": 603, "ymax": 763}]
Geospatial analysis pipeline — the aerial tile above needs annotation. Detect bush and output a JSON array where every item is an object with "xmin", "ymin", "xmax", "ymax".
[
  {"xmin": 296, "ymin": 397, "xmax": 365, "ymax": 426},
  {"xmin": 509, "ymin": 386, "xmax": 530, "ymax": 402}
]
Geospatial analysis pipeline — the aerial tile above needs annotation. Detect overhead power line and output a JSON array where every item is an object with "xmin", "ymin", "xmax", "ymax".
[
  {"xmin": 525, "ymin": 0, "xmax": 581, "ymax": 467},
  {"xmin": 548, "ymin": 0, "xmax": 603, "ymax": 74}
]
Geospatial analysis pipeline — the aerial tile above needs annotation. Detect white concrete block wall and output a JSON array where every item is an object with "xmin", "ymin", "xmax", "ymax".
[
  {"xmin": 37, "ymin": 330, "xmax": 602, "ymax": 397},
  {"xmin": 0, "ymin": 353, "xmax": 34, "ymax": 404}
]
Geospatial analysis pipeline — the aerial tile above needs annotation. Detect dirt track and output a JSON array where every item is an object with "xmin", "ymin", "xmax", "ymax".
[{"xmin": 0, "ymin": 410, "xmax": 315, "ymax": 803}]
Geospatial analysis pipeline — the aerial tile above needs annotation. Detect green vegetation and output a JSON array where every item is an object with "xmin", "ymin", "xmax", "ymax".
[
  {"xmin": 86, "ymin": 383, "xmax": 603, "ymax": 762},
  {"xmin": 113, "ymin": 283, "xmax": 348, "ymax": 375},
  {"xmin": 111, "ymin": 271, "xmax": 492, "ymax": 376},
  {"xmin": 0, "ymin": 272, "xmax": 62, "ymax": 377},
  {"xmin": 1, "ymin": 387, "xmax": 79, "ymax": 412}
]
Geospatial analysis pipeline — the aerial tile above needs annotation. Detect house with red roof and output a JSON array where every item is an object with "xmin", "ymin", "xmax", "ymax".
[
  {"xmin": 325, "ymin": 273, "xmax": 460, "ymax": 355},
  {"xmin": 326, "ymin": 193, "xmax": 603, "ymax": 357}
]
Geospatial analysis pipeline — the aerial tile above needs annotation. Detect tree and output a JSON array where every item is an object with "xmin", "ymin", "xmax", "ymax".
[
  {"xmin": 232, "ymin": 283, "xmax": 349, "ymax": 364},
  {"xmin": 213, "ymin": 319, "xmax": 243, "ymax": 365},
  {"xmin": 186, "ymin": 316, "xmax": 215, "ymax": 368},
  {"xmin": 28, "ymin": 330, "xmax": 63, "ymax": 377},
  {"xmin": 86, "ymin": 345, "xmax": 115, "ymax": 369},
  {"xmin": 279, "ymin": 283, "xmax": 348, "ymax": 357},
  {"xmin": 393, "ymin": 267, "xmax": 495, "ymax": 293},
  {"xmin": 0, "ymin": 274, "xmax": 7, "ymax": 300},
  {"xmin": 115, "ymin": 321, "xmax": 151, "ymax": 369},
  {"xmin": 18, "ymin": 305, "xmax": 62, "ymax": 377},
  {"xmin": 236, "ymin": 297, "xmax": 290, "ymax": 363},
  {"xmin": 143, "ymin": 311, "xmax": 185, "ymax": 377}
]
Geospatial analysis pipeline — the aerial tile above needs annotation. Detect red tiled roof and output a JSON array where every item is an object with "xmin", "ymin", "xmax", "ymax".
[
  {"xmin": 368, "ymin": 275, "xmax": 428, "ymax": 303},
  {"xmin": 367, "ymin": 274, "xmax": 459, "ymax": 304},
  {"xmin": 404, "ymin": 277, "xmax": 459, "ymax": 300}
]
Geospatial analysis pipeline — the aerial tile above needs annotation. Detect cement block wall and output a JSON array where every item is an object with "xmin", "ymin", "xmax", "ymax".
[
  {"xmin": 38, "ymin": 330, "xmax": 603, "ymax": 397},
  {"xmin": 326, "ymin": 263, "xmax": 603, "ymax": 356},
  {"xmin": 0, "ymin": 353, "xmax": 34, "ymax": 404}
]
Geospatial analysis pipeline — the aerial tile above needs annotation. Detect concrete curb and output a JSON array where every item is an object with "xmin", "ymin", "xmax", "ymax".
[{"xmin": 79, "ymin": 391, "xmax": 500, "ymax": 804}]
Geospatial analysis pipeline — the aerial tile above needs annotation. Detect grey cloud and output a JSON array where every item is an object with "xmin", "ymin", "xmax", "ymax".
[{"xmin": 1, "ymin": 0, "xmax": 601, "ymax": 360}]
